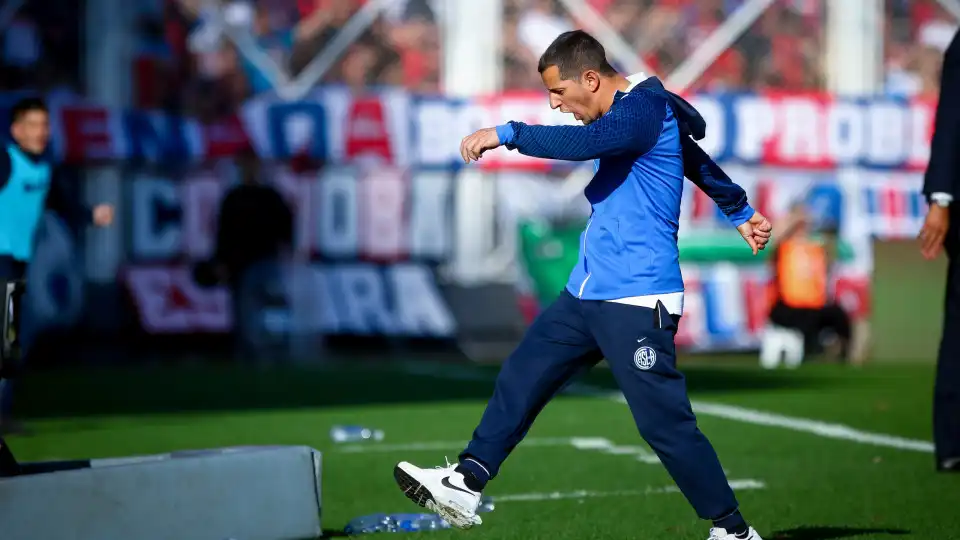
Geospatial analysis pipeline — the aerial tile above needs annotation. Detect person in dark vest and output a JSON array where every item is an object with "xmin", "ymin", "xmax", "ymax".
[
  {"xmin": 919, "ymin": 29, "xmax": 960, "ymax": 473},
  {"xmin": 0, "ymin": 97, "xmax": 114, "ymax": 434}
]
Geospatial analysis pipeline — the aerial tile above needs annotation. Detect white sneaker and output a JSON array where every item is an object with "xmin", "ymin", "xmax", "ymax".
[
  {"xmin": 394, "ymin": 461, "xmax": 483, "ymax": 529},
  {"xmin": 708, "ymin": 527, "xmax": 763, "ymax": 540}
]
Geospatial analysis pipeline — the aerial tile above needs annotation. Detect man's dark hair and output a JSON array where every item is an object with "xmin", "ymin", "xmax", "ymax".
[
  {"xmin": 9, "ymin": 97, "xmax": 48, "ymax": 126},
  {"xmin": 537, "ymin": 30, "xmax": 617, "ymax": 80}
]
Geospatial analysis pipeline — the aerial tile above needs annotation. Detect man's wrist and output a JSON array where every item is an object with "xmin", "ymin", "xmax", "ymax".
[
  {"xmin": 727, "ymin": 203, "xmax": 755, "ymax": 228},
  {"xmin": 495, "ymin": 123, "xmax": 516, "ymax": 146}
]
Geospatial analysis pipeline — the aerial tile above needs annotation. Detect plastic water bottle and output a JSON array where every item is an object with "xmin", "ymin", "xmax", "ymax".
[
  {"xmin": 391, "ymin": 513, "xmax": 450, "ymax": 532},
  {"xmin": 330, "ymin": 425, "xmax": 385, "ymax": 443},
  {"xmin": 343, "ymin": 513, "xmax": 450, "ymax": 534},
  {"xmin": 343, "ymin": 514, "xmax": 392, "ymax": 534}
]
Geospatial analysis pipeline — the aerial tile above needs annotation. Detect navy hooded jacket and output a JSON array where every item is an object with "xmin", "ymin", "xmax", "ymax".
[{"xmin": 495, "ymin": 75, "xmax": 755, "ymax": 304}]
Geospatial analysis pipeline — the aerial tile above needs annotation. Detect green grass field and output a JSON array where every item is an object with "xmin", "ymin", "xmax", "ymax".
[{"xmin": 5, "ymin": 357, "xmax": 959, "ymax": 540}]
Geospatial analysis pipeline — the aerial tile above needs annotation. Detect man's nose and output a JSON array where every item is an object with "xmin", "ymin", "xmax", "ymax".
[{"xmin": 549, "ymin": 96, "xmax": 561, "ymax": 109}]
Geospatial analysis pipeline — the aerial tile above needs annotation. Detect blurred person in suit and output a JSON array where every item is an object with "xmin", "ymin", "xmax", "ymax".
[
  {"xmin": 0, "ymin": 97, "xmax": 113, "ymax": 434},
  {"xmin": 204, "ymin": 151, "xmax": 294, "ymax": 360},
  {"xmin": 918, "ymin": 29, "xmax": 960, "ymax": 473}
]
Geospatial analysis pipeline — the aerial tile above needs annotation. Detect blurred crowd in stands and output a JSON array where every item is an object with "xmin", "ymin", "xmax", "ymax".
[
  {"xmin": 0, "ymin": 0, "xmax": 957, "ymax": 117},
  {"xmin": 505, "ymin": 0, "xmax": 957, "ymax": 95},
  {"xmin": 139, "ymin": 0, "xmax": 443, "ymax": 119}
]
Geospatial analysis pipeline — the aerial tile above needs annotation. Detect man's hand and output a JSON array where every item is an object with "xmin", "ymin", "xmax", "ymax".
[
  {"xmin": 919, "ymin": 205, "xmax": 950, "ymax": 260},
  {"xmin": 460, "ymin": 128, "xmax": 502, "ymax": 163},
  {"xmin": 93, "ymin": 204, "xmax": 114, "ymax": 227},
  {"xmin": 737, "ymin": 211, "xmax": 773, "ymax": 255}
]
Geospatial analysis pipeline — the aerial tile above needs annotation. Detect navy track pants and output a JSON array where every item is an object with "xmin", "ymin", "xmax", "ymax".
[{"xmin": 460, "ymin": 290, "xmax": 739, "ymax": 520}]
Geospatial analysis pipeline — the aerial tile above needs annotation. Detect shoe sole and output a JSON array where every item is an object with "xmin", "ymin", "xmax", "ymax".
[{"xmin": 393, "ymin": 464, "xmax": 479, "ymax": 530}]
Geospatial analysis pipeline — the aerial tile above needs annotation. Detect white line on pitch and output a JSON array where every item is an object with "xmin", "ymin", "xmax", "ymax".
[
  {"xmin": 569, "ymin": 437, "xmax": 661, "ymax": 464},
  {"xmin": 597, "ymin": 391, "xmax": 933, "ymax": 453},
  {"xmin": 491, "ymin": 479, "xmax": 766, "ymax": 503},
  {"xmin": 689, "ymin": 401, "xmax": 934, "ymax": 453},
  {"xmin": 398, "ymin": 363, "xmax": 936, "ymax": 454}
]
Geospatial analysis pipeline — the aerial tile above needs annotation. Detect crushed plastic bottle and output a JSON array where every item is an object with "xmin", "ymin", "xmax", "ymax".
[
  {"xmin": 343, "ymin": 513, "xmax": 450, "ymax": 534},
  {"xmin": 330, "ymin": 425, "xmax": 385, "ymax": 443},
  {"xmin": 477, "ymin": 496, "xmax": 495, "ymax": 513},
  {"xmin": 343, "ymin": 514, "xmax": 392, "ymax": 534},
  {"xmin": 391, "ymin": 513, "xmax": 451, "ymax": 532}
]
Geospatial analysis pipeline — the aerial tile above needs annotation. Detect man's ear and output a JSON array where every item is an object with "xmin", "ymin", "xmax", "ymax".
[{"xmin": 581, "ymin": 70, "xmax": 601, "ymax": 92}]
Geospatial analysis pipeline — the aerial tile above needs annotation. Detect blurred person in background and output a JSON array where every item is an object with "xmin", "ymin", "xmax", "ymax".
[
  {"xmin": 766, "ymin": 201, "xmax": 854, "ymax": 364},
  {"xmin": 918, "ymin": 28, "xmax": 960, "ymax": 473},
  {"xmin": 209, "ymin": 151, "xmax": 293, "ymax": 360},
  {"xmin": 0, "ymin": 97, "xmax": 113, "ymax": 434}
]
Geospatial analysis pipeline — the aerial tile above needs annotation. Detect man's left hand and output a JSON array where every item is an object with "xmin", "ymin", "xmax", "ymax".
[
  {"xmin": 93, "ymin": 204, "xmax": 114, "ymax": 227},
  {"xmin": 737, "ymin": 211, "xmax": 773, "ymax": 255},
  {"xmin": 919, "ymin": 204, "xmax": 950, "ymax": 260},
  {"xmin": 460, "ymin": 128, "xmax": 501, "ymax": 164}
]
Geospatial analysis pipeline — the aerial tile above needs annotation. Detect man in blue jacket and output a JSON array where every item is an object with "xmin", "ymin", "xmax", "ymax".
[
  {"xmin": 0, "ymin": 97, "xmax": 114, "ymax": 434},
  {"xmin": 392, "ymin": 31, "xmax": 771, "ymax": 540}
]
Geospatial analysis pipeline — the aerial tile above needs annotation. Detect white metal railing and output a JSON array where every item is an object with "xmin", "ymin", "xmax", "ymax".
[
  {"xmin": 280, "ymin": 0, "xmax": 393, "ymax": 100},
  {"xmin": 194, "ymin": 0, "xmax": 390, "ymax": 101},
  {"xmin": 194, "ymin": 0, "xmax": 291, "ymax": 91},
  {"xmin": 664, "ymin": 0, "xmax": 778, "ymax": 91}
]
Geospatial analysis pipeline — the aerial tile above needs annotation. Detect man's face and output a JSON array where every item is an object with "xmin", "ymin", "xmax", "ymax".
[
  {"xmin": 540, "ymin": 66, "xmax": 602, "ymax": 124},
  {"xmin": 11, "ymin": 110, "xmax": 50, "ymax": 154}
]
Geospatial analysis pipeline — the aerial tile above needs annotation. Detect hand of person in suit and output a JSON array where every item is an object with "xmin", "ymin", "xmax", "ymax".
[{"xmin": 919, "ymin": 204, "xmax": 950, "ymax": 260}]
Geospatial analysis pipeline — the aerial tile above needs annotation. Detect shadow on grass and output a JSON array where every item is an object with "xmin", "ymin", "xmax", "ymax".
[
  {"xmin": 14, "ymin": 355, "xmax": 847, "ymax": 420},
  {"xmin": 770, "ymin": 526, "xmax": 911, "ymax": 540}
]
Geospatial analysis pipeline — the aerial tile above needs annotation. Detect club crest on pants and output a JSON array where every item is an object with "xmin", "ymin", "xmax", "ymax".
[{"xmin": 634, "ymin": 345, "xmax": 657, "ymax": 370}]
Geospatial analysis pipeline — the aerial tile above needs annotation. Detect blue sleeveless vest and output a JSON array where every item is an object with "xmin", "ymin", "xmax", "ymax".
[{"xmin": 0, "ymin": 144, "xmax": 52, "ymax": 261}]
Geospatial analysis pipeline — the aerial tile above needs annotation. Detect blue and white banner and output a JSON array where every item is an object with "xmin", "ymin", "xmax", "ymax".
[{"xmin": 1, "ymin": 89, "xmax": 937, "ymax": 172}]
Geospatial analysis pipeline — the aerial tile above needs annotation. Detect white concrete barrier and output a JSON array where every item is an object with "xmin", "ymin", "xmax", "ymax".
[{"xmin": 0, "ymin": 445, "xmax": 322, "ymax": 540}]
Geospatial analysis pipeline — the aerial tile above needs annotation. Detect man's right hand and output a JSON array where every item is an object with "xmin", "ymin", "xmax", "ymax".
[
  {"xmin": 460, "ymin": 128, "xmax": 502, "ymax": 163},
  {"xmin": 919, "ymin": 204, "xmax": 950, "ymax": 260},
  {"xmin": 737, "ymin": 211, "xmax": 773, "ymax": 255}
]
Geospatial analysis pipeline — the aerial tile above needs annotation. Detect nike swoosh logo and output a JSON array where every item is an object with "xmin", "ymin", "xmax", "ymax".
[
  {"xmin": 441, "ymin": 476, "xmax": 474, "ymax": 495},
  {"xmin": 637, "ymin": 337, "xmax": 647, "ymax": 343}
]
